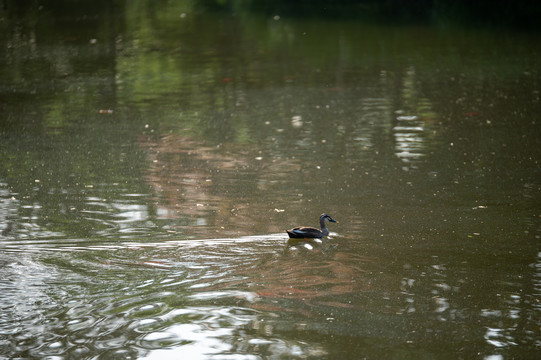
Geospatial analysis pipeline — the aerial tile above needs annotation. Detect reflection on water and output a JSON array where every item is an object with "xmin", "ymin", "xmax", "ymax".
[
  {"xmin": 394, "ymin": 114, "xmax": 425, "ymax": 164},
  {"xmin": 1, "ymin": 0, "xmax": 540, "ymax": 358},
  {"xmin": 1, "ymin": 234, "xmax": 538, "ymax": 358}
]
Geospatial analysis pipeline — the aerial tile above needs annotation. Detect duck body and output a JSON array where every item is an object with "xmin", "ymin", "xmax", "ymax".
[{"xmin": 286, "ymin": 214, "xmax": 338, "ymax": 239}]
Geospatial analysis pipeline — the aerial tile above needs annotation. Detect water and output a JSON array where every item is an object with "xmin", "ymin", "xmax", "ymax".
[{"xmin": 1, "ymin": 1, "xmax": 540, "ymax": 359}]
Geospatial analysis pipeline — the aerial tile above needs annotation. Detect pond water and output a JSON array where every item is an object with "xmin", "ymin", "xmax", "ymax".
[{"xmin": 1, "ymin": 1, "xmax": 540, "ymax": 359}]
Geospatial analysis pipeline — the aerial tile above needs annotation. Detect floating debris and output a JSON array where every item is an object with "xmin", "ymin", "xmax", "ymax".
[{"xmin": 291, "ymin": 115, "xmax": 303, "ymax": 128}]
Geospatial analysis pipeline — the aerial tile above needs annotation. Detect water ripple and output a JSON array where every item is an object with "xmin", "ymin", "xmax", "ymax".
[{"xmin": 1, "ymin": 233, "xmax": 538, "ymax": 358}]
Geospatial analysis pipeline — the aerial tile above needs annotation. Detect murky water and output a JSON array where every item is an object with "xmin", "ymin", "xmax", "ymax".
[{"xmin": 1, "ymin": 1, "xmax": 540, "ymax": 359}]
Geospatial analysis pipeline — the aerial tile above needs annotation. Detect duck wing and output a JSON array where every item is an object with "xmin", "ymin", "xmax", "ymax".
[{"xmin": 286, "ymin": 226, "xmax": 323, "ymax": 239}]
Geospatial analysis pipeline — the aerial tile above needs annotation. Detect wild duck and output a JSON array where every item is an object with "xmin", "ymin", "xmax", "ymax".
[{"xmin": 286, "ymin": 213, "xmax": 338, "ymax": 239}]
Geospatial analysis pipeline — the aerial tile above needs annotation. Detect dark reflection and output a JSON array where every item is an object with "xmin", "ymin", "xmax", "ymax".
[{"xmin": 196, "ymin": 0, "xmax": 541, "ymax": 30}]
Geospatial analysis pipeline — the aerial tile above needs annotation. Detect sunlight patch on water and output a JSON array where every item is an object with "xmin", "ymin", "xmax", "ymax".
[
  {"xmin": 137, "ymin": 307, "xmax": 261, "ymax": 360},
  {"xmin": 484, "ymin": 327, "xmax": 518, "ymax": 348},
  {"xmin": 392, "ymin": 112, "xmax": 427, "ymax": 168}
]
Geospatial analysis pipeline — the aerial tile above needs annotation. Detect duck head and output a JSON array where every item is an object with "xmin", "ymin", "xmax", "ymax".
[{"xmin": 320, "ymin": 213, "xmax": 338, "ymax": 223}]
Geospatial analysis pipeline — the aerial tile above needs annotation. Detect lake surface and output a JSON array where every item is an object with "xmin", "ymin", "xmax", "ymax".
[{"xmin": 1, "ymin": 1, "xmax": 540, "ymax": 359}]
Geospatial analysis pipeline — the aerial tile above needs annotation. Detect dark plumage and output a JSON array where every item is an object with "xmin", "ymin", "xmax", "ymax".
[{"xmin": 286, "ymin": 213, "xmax": 338, "ymax": 239}]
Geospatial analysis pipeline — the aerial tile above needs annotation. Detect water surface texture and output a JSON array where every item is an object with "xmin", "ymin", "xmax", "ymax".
[{"xmin": 1, "ymin": 1, "xmax": 540, "ymax": 359}]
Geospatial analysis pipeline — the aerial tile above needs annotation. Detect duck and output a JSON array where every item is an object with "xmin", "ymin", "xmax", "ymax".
[{"xmin": 286, "ymin": 213, "xmax": 339, "ymax": 239}]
